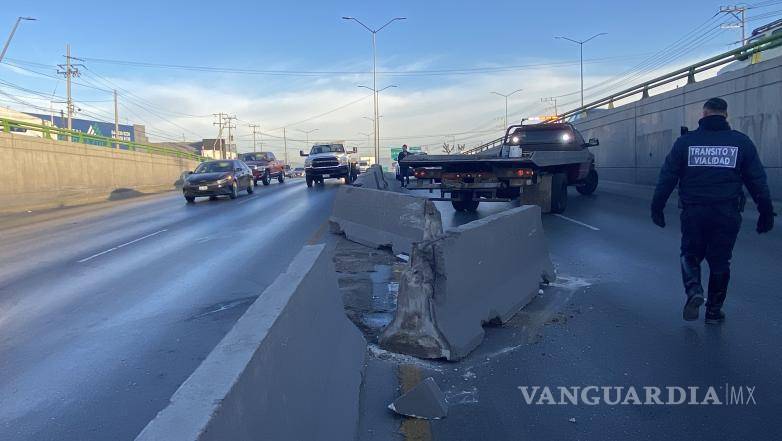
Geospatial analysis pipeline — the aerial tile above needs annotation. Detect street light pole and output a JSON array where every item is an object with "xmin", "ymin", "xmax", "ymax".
[
  {"xmin": 0, "ymin": 16, "xmax": 36, "ymax": 65},
  {"xmin": 490, "ymin": 89, "xmax": 523, "ymax": 129},
  {"xmin": 343, "ymin": 16, "xmax": 406, "ymax": 164},
  {"xmin": 555, "ymin": 33, "xmax": 606, "ymax": 108}
]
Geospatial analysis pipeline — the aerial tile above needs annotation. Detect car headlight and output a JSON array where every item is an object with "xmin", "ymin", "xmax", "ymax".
[{"xmin": 216, "ymin": 175, "xmax": 233, "ymax": 185}]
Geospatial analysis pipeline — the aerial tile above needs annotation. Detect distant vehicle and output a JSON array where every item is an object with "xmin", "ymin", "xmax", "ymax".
[
  {"xmin": 284, "ymin": 164, "xmax": 292, "ymax": 178},
  {"xmin": 292, "ymin": 167, "xmax": 305, "ymax": 177},
  {"xmin": 357, "ymin": 160, "xmax": 370, "ymax": 173},
  {"xmin": 183, "ymin": 160, "xmax": 254, "ymax": 203},
  {"xmin": 300, "ymin": 143, "xmax": 358, "ymax": 187},
  {"xmin": 718, "ymin": 19, "xmax": 782, "ymax": 75},
  {"xmin": 402, "ymin": 123, "xmax": 598, "ymax": 213},
  {"xmin": 238, "ymin": 152, "xmax": 285, "ymax": 186}
]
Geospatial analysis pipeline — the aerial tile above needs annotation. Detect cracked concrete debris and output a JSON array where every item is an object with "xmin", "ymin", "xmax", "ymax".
[{"xmin": 389, "ymin": 377, "xmax": 448, "ymax": 419}]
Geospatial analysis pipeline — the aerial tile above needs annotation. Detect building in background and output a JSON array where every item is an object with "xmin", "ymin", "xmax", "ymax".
[{"xmin": 24, "ymin": 112, "xmax": 145, "ymax": 143}]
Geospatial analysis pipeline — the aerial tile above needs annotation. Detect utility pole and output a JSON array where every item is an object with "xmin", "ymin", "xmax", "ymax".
[
  {"xmin": 57, "ymin": 44, "xmax": 84, "ymax": 136},
  {"xmin": 113, "ymin": 89, "xmax": 119, "ymax": 147},
  {"xmin": 491, "ymin": 89, "xmax": 523, "ymax": 129},
  {"xmin": 720, "ymin": 5, "xmax": 747, "ymax": 46},
  {"xmin": 212, "ymin": 112, "xmax": 226, "ymax": 159},
  {"xmin": 248, "ymin": 123, "xmax": 260, "ymax": 152},
  {"xmin": 555, "ymin": 33, "xmax": 607, "ymax": 108},
  {"xmin": 283, "ymin": 128, "xmax": 289, "ymax": 165},
  {"xmin": 223, "ymin": 115, "xmax": 237, "ymax": 158},
  {"xmin": 541, "ymin": 96, "xmax": 559, "ymax": 117}
]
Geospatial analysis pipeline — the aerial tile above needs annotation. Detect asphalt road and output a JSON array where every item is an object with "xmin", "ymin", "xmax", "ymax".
[
  {"xmin": 417, "ymin": 183, "xmax": 782, "ymax": 441},
  {"xmin": 0, "ymin": 179, "xmax": 339, "ymax": 441}
]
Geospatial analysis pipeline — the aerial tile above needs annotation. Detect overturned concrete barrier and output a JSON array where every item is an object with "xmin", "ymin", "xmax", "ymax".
[
  {"xmin": 353, "ymin": 164, "xmax": 402, "ymax": 192},
  {"xmin": 380, "ymin": 205, "xmax": 555, "ymax": 360},
  {"xmin": 135, "ymin": 244, "xmax": 366, "ymax": 441},
  {"xmin": 330, "ymin": 186, "xmax": 443, "ymax": 255}
]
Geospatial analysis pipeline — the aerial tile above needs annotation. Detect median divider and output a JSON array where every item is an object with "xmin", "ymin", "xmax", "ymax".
[
  {"xmin": 329, "ymin": 186, "xmax": 443, "ymax": 255},
  {"xmin": 135, "ymin": 244, "xmax": 366, "ymax": 441},
  {"xmin": 379, "ymin": 205, "xmax": 555, "ymax": 360},
  {"xmin": 352, "ymin": 164, "xmax": 402, "ymax": 192}
]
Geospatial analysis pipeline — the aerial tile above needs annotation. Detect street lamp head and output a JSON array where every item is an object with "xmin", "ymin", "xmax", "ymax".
[
  {"xmin": 20, "ymin": 17, "xmax": 37, "ymax": 21},
  {"xmin": 342, "ymin": 16, "xmax": 353, "ymax": 20}
]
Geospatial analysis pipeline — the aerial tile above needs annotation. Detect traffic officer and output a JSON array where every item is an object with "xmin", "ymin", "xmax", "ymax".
[
  {"xmin": 397, "ymin": 144, "xmax": 411, "ymax": 187},
  {"xmin": 651, "ymin": 97, "xmax": 775, "ymax": 324}
]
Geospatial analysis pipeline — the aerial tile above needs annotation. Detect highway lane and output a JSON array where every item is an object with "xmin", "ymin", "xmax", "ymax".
[
  {"xmin": 0, "ymin": 179, "xmax": 340, "ymax": 441},
  {"xmin": 419, "ymin": 183, "xmax": 782, "ymax": 440}
]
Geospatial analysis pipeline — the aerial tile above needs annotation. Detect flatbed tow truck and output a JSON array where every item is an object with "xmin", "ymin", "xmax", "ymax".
[{"xmin": 400, "ymin": 122, "xmax": 599, "ymax": 213}]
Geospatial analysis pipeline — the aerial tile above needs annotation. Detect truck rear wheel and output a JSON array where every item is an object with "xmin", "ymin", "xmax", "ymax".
[
  {"xmin": 550, "ymin": 173, "xmax": 568, "ymax": 214},
  {"xmin": 576, "ymin": 169, "xmax": 598, "ymax": 195}
]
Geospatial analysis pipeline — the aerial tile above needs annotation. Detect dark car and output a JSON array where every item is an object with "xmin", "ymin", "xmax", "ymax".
[{"xmin": 183, "ymin": 160, "xmax": 254, "ymax": 203}]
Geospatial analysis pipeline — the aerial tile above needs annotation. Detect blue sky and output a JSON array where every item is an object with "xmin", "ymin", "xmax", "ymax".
[{"xmin": 1, "ymin": 0, "xmax": 777, "ymax": 162}]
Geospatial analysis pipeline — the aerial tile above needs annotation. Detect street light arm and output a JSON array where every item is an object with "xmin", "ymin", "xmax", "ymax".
[
  {"xmin": 376, "ymin": 17, "xmax": 406, "ymax": 33},
  {"xmin": 508, "ymin": 88, "xmax": 524, "ymax": 97},
  {"xmin": 583, "ymin": 32, "xmax": 607, "ymax": 44},
  {"xmin": 555, "ymin": 36, "xmax": 582, "ymax": 45},
  {"xmin": 342, "ymin": 16, "xmax": 375, "ymax": 33},
  {"xmin": 377, "ymin": 85, "xmax": 397, "ymax": 92}
]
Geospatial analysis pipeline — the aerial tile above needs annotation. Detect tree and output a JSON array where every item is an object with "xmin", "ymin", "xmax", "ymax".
[{"xmin": 442, "ymin": 142, "xmax": 455, "ymax": 155}]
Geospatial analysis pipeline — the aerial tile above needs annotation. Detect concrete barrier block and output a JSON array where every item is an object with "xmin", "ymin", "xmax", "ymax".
[
  {"xmin": 353, "ymin": 164, "xmax": 402, "ymax": 192},
  {"xmin": 330, "ymin": 186, "xmax": 443, "ymax": 255},
  {"xmin": 380, "ymin": 205, "xmax": 555, "ymax": 360},
  {"xmin": 135, "ymin": 244, "xmax": 366, "ymax": 441}
]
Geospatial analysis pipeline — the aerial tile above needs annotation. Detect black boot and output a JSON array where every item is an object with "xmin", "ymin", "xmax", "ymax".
[
  {"xmin": 705, "ymin": 271, "xmax": 729, "ymax": 324},
  {"xmin": 681, "ymin": 256, "xmax": 704, "ymax": 321}
]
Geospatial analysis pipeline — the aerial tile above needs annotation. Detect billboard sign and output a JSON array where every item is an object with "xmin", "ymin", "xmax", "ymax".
[{"xmin": 25, "ymin": 113, "xmax": 135, "ymax": 142}]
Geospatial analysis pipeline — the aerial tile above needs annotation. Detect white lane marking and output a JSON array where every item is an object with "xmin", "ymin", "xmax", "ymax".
[
  {"xmin": 77, "ymin": 229, "xmax": 168, "ymax": 263},
  {"xmin": 553, "ymin": 214, "xmax": 600, "ymax": 231},
  {"xmin": 236, "ymin": 195, "xmax": 257, "ymax": 204}
]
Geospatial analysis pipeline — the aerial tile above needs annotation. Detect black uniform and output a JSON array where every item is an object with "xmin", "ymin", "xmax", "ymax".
[
  {"xmin": 652, "ymin": 114, "xmax": 774, "ymax": 318},
  {"xmin": 397, "ymin": 150, "xmax": 410, "ymax": 186}
]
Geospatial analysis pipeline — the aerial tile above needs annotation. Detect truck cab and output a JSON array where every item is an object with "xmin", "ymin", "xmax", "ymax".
[
  {"xmin": 238, "ymin": 152, "xmax": 285, "ymax": 186},
  {"xmin": 300, "ymin": 143, "xmax": 358, "ymax": 187}
]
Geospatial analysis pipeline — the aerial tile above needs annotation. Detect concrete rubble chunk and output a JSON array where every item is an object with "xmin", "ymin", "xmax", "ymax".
[
  {"xmin": 380, "ymin": 205, "xmax": 555, "ymax": 360},
  {"xmin": 388, "ymin": 377, "xmax": 448, "ymax": 419},
  {"xmin": 329, "ymin": 186, "xmax": 443, "ymax": 255}
]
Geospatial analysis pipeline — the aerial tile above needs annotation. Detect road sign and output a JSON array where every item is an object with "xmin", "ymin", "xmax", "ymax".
[{"xmin": 390, "ymin": 146, "xmax": 422, "ymax": 161}]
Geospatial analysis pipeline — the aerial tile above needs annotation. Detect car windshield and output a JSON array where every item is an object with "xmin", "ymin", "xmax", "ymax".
[
  {"xmin": 508, "ymin": 127, "xmax": 575, "ymax": 145},
  {"xmin": 239, "ymin": 153, "xmax": 268, "ymax": 162},
  {"xmin": 194, "ymin": 161, "xmax": 233, "ymax": 173},
  {"xmin": 310, "ymin": 144, "xmax": 345, "ymax": 154}
]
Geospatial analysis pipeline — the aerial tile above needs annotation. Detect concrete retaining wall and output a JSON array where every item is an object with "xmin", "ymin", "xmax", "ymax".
[
  {"xmin": 135, "ymin": 244, "xmax": 367, "ymax": 441},
  {"xmin": 329, "ymin": 186, "xmax": 443, "ymax": 255},
  {"xmin": 380, "ymin": 205, "xmax": 555, "ymax": 360},
  {"xmin": 574, "ymin": 56, "xmax": 782, "ymax": 198},
  {"xmin": 0, "ymin": 132, "xmax": 199, "ymax": 213},
  {"xmin": 353, "ymin": 164, "xmax": 402, "ymax": 192}
]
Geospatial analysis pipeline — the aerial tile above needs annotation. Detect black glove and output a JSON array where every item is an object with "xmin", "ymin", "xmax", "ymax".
[
  {"xmin": 651, "ymin": 209, "xmax": 666, "ymax": 228},
  {"xmin": 757, "ymin": 212, "xmax": 775, "ymax": 234},
  {"xmin": 757, "ymin": 199, "xmax": 776, "ymax": 234}
]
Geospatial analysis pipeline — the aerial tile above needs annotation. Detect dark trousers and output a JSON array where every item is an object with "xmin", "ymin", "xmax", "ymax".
[
  {"xmin": 400, "ymin": 167, "xmax": 410, "ymax": 186},
  {"xmin": 680, "ymin": 203, "xmax": 741, "ymax": 275}
]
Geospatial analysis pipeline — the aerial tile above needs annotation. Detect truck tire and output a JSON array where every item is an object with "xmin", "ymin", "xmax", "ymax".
[
  {"xmin": 277, "ymin": 172, "xmax": 285, "ymax": 184},
  {"xmin": 185, "ymin": 195, "xmax": 196, "ymax": 203},
  {"xmin": 576, "ymin": 169, "xmax": 598, "ymax": 195},
  {"xmin": 451, "ymin": 191, "xmax": 479, "ymax": 212},
  {"xmin": 306, "ymin": 175, "xmax": 313, "ymax": 187},
  {"xmin": 262, "ymin": 171, "xmax": 271, "ymax": 186},
  {"xmin": 550, "ymin": 173, "xmax": 568, "ymax": 214}
]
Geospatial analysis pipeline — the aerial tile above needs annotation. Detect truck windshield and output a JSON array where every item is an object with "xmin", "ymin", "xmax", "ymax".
[
  {"xmin": 239, "ymin": 153, "xmax": 268, "ymax": 162},
  {"xmin": 508, "ymin": 127, "xmax": 575, "ymax": 145},
  {"xmin": 311, "ymin": 144, "xmax": 345, "ymax": 154}
]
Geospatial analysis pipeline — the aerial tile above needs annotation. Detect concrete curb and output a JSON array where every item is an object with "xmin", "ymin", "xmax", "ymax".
[
  {"xmin": 329, "ymin": 186, "xmax": 443, "ymax": 255},
  {"xmin": 135, "ymin": 244, "xmax": 367, "ymax": 441},
  {"xmin": 380, "ymin": 205, "xmax": 555, "ymax": 360}
]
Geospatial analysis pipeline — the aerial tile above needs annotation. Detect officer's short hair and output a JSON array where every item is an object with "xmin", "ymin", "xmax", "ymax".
[{"xmin": 703, "ymin": 97, "xmax": 728, "ymax": 113}]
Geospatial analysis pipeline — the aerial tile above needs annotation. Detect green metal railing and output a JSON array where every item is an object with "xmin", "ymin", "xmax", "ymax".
[
  {"xmin": 0, "ymin": 117, "xmax": 206, "ymax": 162},
  {"xmin": 463, "ymin": 31, "xmax": 782, "ymax": 154}
]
